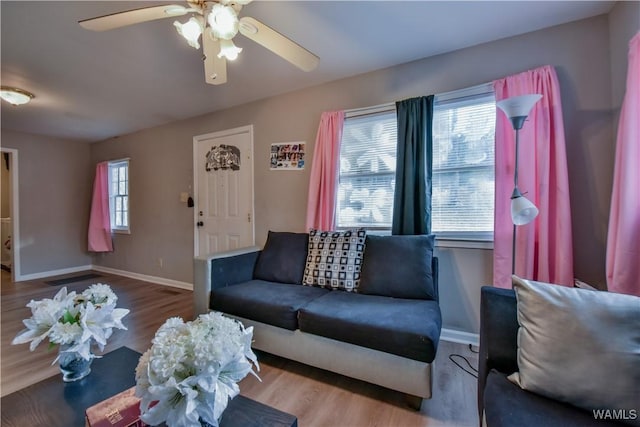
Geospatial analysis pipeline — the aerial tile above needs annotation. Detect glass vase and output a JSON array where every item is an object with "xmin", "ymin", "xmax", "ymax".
[{"xmin": 58, "ymin": 344, "xmax": 93, "ymax": 382}]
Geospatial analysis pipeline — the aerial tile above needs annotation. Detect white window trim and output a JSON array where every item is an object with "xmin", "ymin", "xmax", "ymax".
[
  {"xmin": 434, "ymin": 82, "xmax": 493, "ymax": 103},
  {"xmin": 108, "ymin": 158, "xmax": 130, "ymax": 234},
  {"xmin": 344, "ymin": 102, "xmax": 395, "ymax": 118},
  {"xmin": 432, "ymin": 87, "xmax": 495, "ymax": 241},
  {"xmin": 337, "ymin": 108, "xmax": 397, "ymax": 230}
]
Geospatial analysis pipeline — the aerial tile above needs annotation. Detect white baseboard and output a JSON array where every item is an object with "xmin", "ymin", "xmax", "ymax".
[
  {"xmin": 91, "ymin": 265, "xmax": 193, "ymax": 291},
  {"xmin": 441, "ymin": 328, "xmax": 479, "ymax": 347},
  {"xmin": 17, "ymin": 265, "xmax": 94, "ymax": 282},
  {"xmin": 15, "ymin": 264, "xmax": 193, "ymax": 292}
]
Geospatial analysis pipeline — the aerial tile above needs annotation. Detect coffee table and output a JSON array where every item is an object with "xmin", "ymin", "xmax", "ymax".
[{"xmin": 1, "ymin": 346, "xmax": 297, "ymax": 427}]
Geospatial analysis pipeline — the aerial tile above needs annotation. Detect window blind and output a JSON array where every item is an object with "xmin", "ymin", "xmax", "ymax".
[
  {"xmin": 337, "ymin": 111, "xmax": 397, "ymax": 228},
  {"xmin": 432, "ymin": 93, "xmax": 495, "ymax": 236}
]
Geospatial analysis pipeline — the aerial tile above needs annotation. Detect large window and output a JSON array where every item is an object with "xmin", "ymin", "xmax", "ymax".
[
  {"xmin": 108, "ymin": 160, "xmax": 129, "ymax": 233},
  {"xmin": 336, "ymin": 89, "xmax": 496, "ymax": 240}
]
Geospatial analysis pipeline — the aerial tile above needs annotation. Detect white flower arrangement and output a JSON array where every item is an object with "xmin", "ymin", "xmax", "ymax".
[
  {"xmin": 135, "ymin": 312, "xmax": 260, "ymax": 427},
  {"xmin": 12, "ymin": 284, "xmax": 130, "ymax": 361}
]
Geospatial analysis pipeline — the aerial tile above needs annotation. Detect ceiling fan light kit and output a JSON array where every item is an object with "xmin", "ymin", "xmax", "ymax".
[
  {"xmin": 79, "ymin": 0, "xmax": 319, "ymax": 85},
  {"xmin": 218, "ymin": 39, "xmax": 242, "ymax": 60},
  {"xmin": 208, "ymin": 4, "xmax": 239, "ymax": 39},
  {"xmin": 173, "ymin": 16, "xmax": 204, "ymax": 49}
]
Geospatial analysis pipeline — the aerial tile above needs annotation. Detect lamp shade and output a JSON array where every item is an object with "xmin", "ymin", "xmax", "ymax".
[
  {"xmin": 217, "ymin": 39, "xmax": 242, "ymax": 60},
  {"xmin": 511, "ymin": 193, "xmax": 539, "ymax": 225},
  {"xmin": 208, "ymin": 4, "xmax": 239, "ymax": 40},
  {"xmin": 496, "ymin": 94, "xmax": 542, "ymax": 119},
  {"xmin": 174, "ymin": 17, "xmax": 203, "ymax": 49}
]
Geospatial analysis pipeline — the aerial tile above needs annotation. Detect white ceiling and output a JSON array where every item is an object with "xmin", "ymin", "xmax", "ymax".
[{"xmin": 1, "ymin": 1, "xmax": 614, "ymax": 143}]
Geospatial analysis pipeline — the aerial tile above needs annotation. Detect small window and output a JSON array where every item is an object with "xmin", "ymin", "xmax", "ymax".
[{"xmin": 108, "ymin": 160, "xmax": 129, "ymax": 233}]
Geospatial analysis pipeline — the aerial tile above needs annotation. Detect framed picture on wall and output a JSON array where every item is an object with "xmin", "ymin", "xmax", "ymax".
[{"xmin": 270, "ymin": 142, "xmax": 305, "ymax": 170}]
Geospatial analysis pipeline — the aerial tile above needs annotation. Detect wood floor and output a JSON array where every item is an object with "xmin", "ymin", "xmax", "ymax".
[{"xmin": 1, "ymin": 269, "xmax": 479, "ymax": 426}]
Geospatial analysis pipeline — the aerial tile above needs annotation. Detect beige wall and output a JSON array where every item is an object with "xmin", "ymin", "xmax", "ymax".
[
  {"xmin": 1, "ymin": 129, "xmax": 93, "ymax": 276},
  {"xmin": 90, "ymin": 14, "xmax": 621, "ymax": 334}
]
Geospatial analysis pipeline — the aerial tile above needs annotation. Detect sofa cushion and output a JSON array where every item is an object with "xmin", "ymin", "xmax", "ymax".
[
  {"xmin": 253, "ymin": 231, "xmax": 309, "ymax": 284},
  {"xmin": 509, "ymin": 276, "xmax": 640, "ymax": 426},
  {"xmin": 303, "ymin": 229, "xmax": 366, "ymax": 292},
  {"xmin": 359, "ymin": 234, "xmax": 436, "ymax": 300},
  {"xmin": 211, "ymin": 280, "xmax": 329, "ymax": 330},
  {"xmin": 298, "ymin": 291, "xmax": 441, "ymax": 363},
  {"xmin": 484, "ymin": 370, "xmax": 629, "ymax": 427}
]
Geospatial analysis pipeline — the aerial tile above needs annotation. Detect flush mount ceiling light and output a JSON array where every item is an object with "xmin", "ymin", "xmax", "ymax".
[
  {"xmin": 0, "ymin": 86, "xmax": 35, "ymax": 106},
  {"xmin": 79, "ymin": 1, "xmax": 320, "ymax": 86}
]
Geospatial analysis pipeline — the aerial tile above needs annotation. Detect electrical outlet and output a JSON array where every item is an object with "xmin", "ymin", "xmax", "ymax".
[{"xmin": 158, "ymin": 258, "xmax": 163, "ymax": 268}]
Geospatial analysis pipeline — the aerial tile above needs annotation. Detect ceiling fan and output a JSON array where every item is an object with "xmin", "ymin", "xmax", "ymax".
[{"xmin": 79, "ymin": 0, "xmax": 319, "ymax": 85}]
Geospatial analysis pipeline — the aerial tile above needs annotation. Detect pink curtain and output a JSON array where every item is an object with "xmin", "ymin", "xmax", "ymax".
[
  {"xmin": 88, "ymin": 162, "xmax": 113, "ymax": 252},
  {"xmin": 493, "ymin": 65, "xmax": 573, "ymax": 288},
  {"xmin": 606, "ymin": 32, "xmax": 640, "ymax": 296},
  {"xmin": 305, "ymin": 111, "xmax": 344, "ymax": 231}
]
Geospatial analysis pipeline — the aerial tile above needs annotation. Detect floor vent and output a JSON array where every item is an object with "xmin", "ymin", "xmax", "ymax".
[{"xmin": 46, "ymin": 273, "xmax": 102, "ymax": 286}]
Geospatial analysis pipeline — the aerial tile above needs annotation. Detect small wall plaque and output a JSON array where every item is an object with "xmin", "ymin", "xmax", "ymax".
[{"xmin": 270, "ymin": 142, "xmax": 305, "ymax": 170}]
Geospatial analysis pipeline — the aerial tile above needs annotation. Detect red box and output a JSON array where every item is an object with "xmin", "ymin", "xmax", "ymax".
[{"xmin": 85, "ymin": 386, "xmax": 147, "ymax": 427}]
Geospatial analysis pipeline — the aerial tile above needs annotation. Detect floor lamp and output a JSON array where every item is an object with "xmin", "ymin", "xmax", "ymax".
[{"xmin": 496, "ymin": 94, "xmax": 542, "ymax": 274}]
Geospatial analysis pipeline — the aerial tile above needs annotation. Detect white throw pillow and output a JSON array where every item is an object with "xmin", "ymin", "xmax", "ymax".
[{"xmin": 509, "ymin": 276, "xmax": 640, "ymax": 426}]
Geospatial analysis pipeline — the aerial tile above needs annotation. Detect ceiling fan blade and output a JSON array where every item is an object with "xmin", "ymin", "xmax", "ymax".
[
  {"xmin": 203, "ymin": 30, "xmax": 227, "ymax": 85},
  {"xmin": 79, "ymin": 5, "xmax": 189, "ymax": 32},
  {"xmin": 239, "ymin": 17, "xmax": 319, "ymax": 72}
]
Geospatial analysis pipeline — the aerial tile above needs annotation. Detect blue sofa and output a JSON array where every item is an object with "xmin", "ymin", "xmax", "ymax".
[
  {"xmin": 478, "ymin": 286, "xmax": 630, "ymax": 426},
  {"xmin": 194, "ymin": 231, "xmax": 442, "ymax": 407}
]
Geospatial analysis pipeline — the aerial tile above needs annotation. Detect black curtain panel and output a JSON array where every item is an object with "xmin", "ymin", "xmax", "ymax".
[{"xmin": 392, "ymin": 95, "xmax": 434, "ymax": 235}]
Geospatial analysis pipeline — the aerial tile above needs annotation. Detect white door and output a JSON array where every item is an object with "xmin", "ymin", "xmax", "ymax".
[{"xmin": 193, "ymin": 126, "xmax": 255, "ymax": 256}]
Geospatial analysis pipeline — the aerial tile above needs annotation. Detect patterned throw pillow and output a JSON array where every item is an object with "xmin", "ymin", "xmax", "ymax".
[{"xmin": 303, "ymin": 229, "xmax": 366, "ymax": 291}]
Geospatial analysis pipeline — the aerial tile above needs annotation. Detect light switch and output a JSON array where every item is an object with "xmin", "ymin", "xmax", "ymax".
[{"xmin": 180, "ymin": 192, "xmax": 189, "ymax": 203}]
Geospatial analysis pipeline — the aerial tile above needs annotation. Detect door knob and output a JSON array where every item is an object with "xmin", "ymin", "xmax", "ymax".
[{"xmin": 197, "ymin": 221, "xmax": 204, "ymax": 227}]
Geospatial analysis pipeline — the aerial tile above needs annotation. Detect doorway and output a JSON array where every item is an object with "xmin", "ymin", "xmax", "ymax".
[
  {"xmin": 0, "ymin": 148, "xmax": 20, "ymax": 281},
  {"xmin": 193, "ymin": 125, "xmax": 255, "ymax": 256}
]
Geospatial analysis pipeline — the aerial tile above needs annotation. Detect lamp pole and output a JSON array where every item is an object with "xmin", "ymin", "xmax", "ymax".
[{"xmin": 512, "ymin": 126, "xmax": 521, "ymax": 275}]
